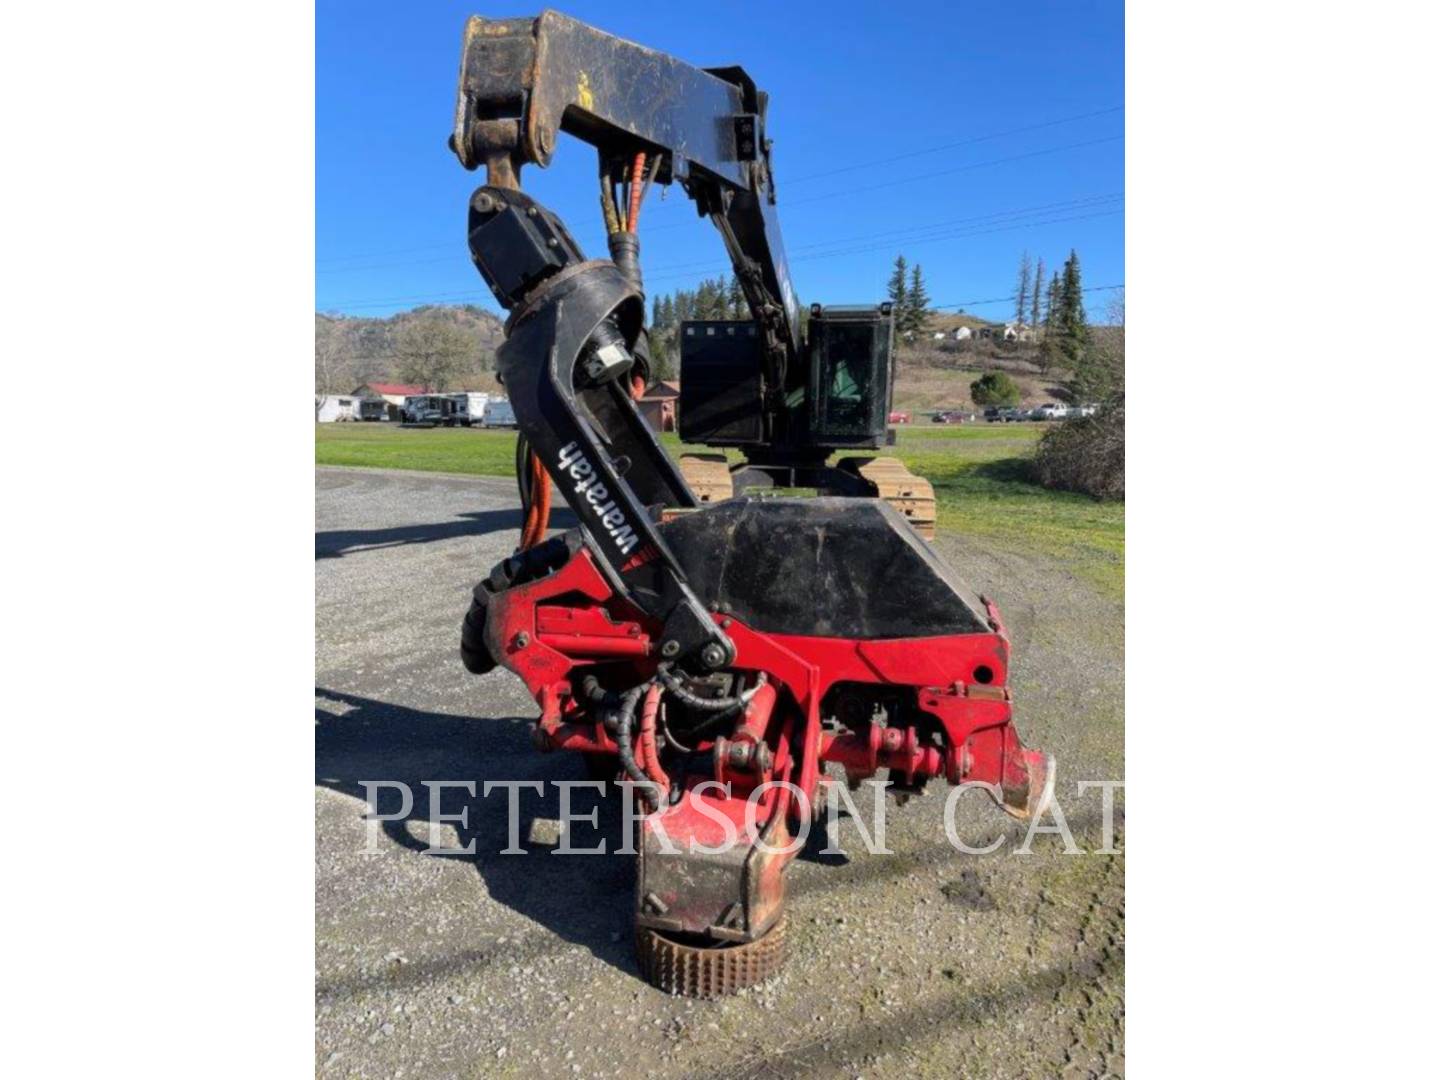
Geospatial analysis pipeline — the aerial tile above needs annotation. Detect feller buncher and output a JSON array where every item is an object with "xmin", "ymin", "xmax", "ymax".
[{"xmin": 454, "ymin": 10, "xmax": 1050, "ymax": 996}]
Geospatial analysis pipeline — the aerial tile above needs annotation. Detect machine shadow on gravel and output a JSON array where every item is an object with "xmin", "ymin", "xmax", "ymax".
[
  {"xmin": 315, "ymin": 686, "xmax": 639, "ymax": 979},
  {"xmin": 315, "ymin": 507, "xmax": 578, "ymax": 560}
]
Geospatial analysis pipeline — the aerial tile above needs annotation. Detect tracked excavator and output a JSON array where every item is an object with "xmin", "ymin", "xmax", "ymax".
[{"xmin": 454, "ymin": 10, "xmax": 1052, "ymax": 996}]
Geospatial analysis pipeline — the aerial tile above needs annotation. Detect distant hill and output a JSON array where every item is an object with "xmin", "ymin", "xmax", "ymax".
[
  {"xmin": 316, "ymin": 304, "xmax": 505, "ymax": 393},
  {"xmin": 315, "ymin": 301, "xmax": 1120, "ymax": 414},
  {"xmin": 892, "ymin": 321, "xmax": 1123, "ymax": 413}
]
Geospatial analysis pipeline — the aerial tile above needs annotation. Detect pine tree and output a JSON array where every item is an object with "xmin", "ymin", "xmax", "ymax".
[
  {"xmin": 709, "ymin": 278, "xmax": 730, "ymax": 318},
  {"xmin": 1039, "ymin": 272, "xmax": 1063, "ymax": 372},
  {"xmin": 1058, "ymin": 250, "xmax": 1091, "ymax": 383},
  {"xmin": 1031, "ymin": 257, "xmax": 1044, "ymax": 330},
  {"xmin": 727, "ymin": 275, "xmax": 745, "ymax": 319},
  {"xmin": 886, "ymin": 255, "xmax": 908, "ymax": 336},
  {"xmin": 652, "ymin": 295, "xmax": 663, "ymax": 329},
  {"xmin": 1015, "ymin": 251, "xmax": 1032, "ymax": 326},
  {"xmin": 1060, "ymin": 251, "xmax": 1086, "ymax": 335},
  {"xmin": 905, "ymin": 263, "xmax": 932, "ymax": 338},
  {"xmin": 696, "ymin": 279, "xmax": 717, "ymax": 319}
]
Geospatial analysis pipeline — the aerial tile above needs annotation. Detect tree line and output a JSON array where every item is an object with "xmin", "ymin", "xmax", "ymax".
[
  {"xmin": 314, "ymin": 304, "xmax": 502, "ymax": 397},
  {"xmin": 646, "ymin": 256, "xmax": 938, "ymax": 378},
  {"xmin": 646, "ymin": 275, "xmax": 753, "ymax": 379}
]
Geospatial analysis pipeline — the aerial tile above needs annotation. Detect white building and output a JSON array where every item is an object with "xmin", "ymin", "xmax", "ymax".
[{"xmin": 316, "ymin": 395, "xmax": 358, "ymax": 422}]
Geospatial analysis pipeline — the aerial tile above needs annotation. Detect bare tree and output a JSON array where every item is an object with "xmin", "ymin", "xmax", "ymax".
[
  {"xmin": 1106, "ymin": 288, "xmax": 1125, "ymax": 327},
  {"xmin": 1031, "ymin": 257, "xmax": 1045, "ymax": 330},
  {"xmin": 1014, "ymin": 251, "xmax": 1032, "ymax": 326},
  {"xmin": 315, "ymin": 319, "xmax": 347, "ymax": 414},
  {"xmin": 393, "ymin": 314, "xmax": 479, "ymax": 392}
]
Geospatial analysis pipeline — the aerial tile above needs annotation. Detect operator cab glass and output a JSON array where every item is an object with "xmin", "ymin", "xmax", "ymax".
[{"xmin": 806, "ymin": 306, "xmax": 894, "ymax": 447}]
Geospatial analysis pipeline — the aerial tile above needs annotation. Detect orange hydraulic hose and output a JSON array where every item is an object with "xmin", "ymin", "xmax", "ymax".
[
  {"xmin": 626, "ymin": 152, "xmax": 646, "ymax": 234},
  {"xmin": 520, "ymin": 450, "xmax": 551, "ymax": 551},
  {"xmin": 637, "ymin": 684, "xmax": 668, "ymax": 797}
]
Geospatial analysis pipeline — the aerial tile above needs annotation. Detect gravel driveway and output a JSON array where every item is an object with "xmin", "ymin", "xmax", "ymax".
[{"xmin": 316, "ymin": 466, "xmax": 1124, "ymax": 1078}]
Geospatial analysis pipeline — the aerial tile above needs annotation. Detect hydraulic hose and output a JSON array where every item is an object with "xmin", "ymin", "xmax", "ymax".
[
  {"xmin": 637, "ymin": 684, "xmax": 669, "ymax": 797},
  {"xmin": 612, "ymin": 682, "xmax": 650, "ymax": 785}
]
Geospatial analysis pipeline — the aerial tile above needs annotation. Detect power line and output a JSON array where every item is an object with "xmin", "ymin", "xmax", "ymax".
[
  {"xmin": 317, "ymin": 112, "xmax": 1123, "ymax": 265},
  {"xmin": 641, "ymin": 207, "xmax": 1124, "ymax": 286},
  {"xmin": 638, "ymin": 193, "xmax": 1123, "ymax": 276},
  {"xmin": 320, "ymin": 206, "xmax": 1123, "ymax": 307},
  {"xmin": 322, "ymin": 280, "xmax": 1125, "ymax": 317},
  {"xmin": 781, "ymin": 135, "xmax": 1125, "ymax": 210},
  {"xmin": 320, "ymin": 193, "xmax": 1124, "ymax": 309},
  {"xmin": 319, "ymin": 188, "xmax": 1122, "ymax": 278},
  {"xmin": 785, "ymin": 105, "xmax": 1123, "ymax": 184},
  {"xmin": 930, "ymin": 283, "xmax": 1124, "ymax": 311}
]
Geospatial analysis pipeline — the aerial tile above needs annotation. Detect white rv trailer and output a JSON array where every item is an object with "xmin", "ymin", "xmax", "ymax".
[
  {"xmin": 315, "ymin": 395, "xmax": 358, "ymax": 422},
  {"xmin": 481, "ymin": 399, "xmax": 517, "ymax": 428},
  {"xmin": 446, "ymin": 391, "xmax": 492, "ymax": 427}
]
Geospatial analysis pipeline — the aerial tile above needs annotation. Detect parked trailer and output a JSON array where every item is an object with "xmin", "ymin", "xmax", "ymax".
[
  {"xmin": 447, "ymin": 391, "xmax": 491, "ymax": 427},
  {"xmin": 401, "ymin": 395, "xmax": 460, "ymax": 426},
  {"xmin": 316, "ymin": 395, "xmax": 358, "ymax": 422},
  {"xmin": 481, "ymin": 399, "xmax": 517, "ymax": 428}
]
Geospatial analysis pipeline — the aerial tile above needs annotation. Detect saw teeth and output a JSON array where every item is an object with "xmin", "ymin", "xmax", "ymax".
[{"xmin": 635, "ymin": 917, "xmax": 786, "ymax": 998}]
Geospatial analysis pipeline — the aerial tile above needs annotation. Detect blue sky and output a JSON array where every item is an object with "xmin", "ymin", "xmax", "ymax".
[{"xmin": 317, "ymin": 0, "xmax": 1123, "ymax": 321}]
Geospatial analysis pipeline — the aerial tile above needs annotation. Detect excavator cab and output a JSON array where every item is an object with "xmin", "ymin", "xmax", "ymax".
[{"xmin": 805, "ymin": 304, "xmax": 895, "ymax": 446}]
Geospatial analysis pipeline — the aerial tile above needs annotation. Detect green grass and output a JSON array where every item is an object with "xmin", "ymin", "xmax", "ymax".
[
  {"xmin": 317, "ymin": 421, "xmax": 1123, "ymax": 596},
  {"xmin": 894, "ymin": 425, "xmax": 1124, "ymax": 598},
  {"xmin": 316, "ymin": 422, "xmax": 519, "ymax": 475}
]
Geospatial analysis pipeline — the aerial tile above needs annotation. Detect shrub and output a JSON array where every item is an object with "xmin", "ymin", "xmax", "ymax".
[
  {"xmin": 1032, "ymin": 394, "xmax": 1125, "ymax": 500},
  {"xmin": 969, "ymin": 371, "xmax": 1020, "ymax": 407}
]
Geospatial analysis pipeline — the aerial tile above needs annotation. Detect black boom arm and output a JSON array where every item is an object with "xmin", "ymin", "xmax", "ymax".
[{"xmin": 450, "ymin": 9, "xmax": 802, "ymax": 404}]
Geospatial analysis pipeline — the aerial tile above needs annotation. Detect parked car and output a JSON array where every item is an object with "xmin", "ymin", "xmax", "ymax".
[
  {"xmin": 1031, "ymin": 402, "xmax": 1068, "ymax": 421},
  {"xmin": 1067, "ymin": 402, "xmax": 1099, "ymax": 419},
  {"xmin": 1000, "ymin": 407, "xmax": 1027, "ymax": 422},
  {"xmin": 932, "ymin": 410, "xmax": 974, "ymax": 424},
  {"xmin": 888, "ymin": 410, "xmax": 911, "ymax": 424},
  {"xmin": 983, "ymin": 406, "xmax": 1006, "ymax": 423}
]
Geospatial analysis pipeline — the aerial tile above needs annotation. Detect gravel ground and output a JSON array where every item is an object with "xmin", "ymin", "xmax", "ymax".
[{"xmin": 316, "ymin": 466, "xmax": 1125, "ymax": 1078}]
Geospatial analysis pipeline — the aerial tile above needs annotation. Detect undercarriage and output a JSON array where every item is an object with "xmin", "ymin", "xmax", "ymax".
[{"xmin": 678, "ymin": 453, "xmax": 937, "ymax": 538}]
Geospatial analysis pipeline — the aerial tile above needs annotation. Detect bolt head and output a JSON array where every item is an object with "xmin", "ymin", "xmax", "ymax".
[{"xmin": 660, "ymin": 640, "xmax": 681, "ymax": 658}]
